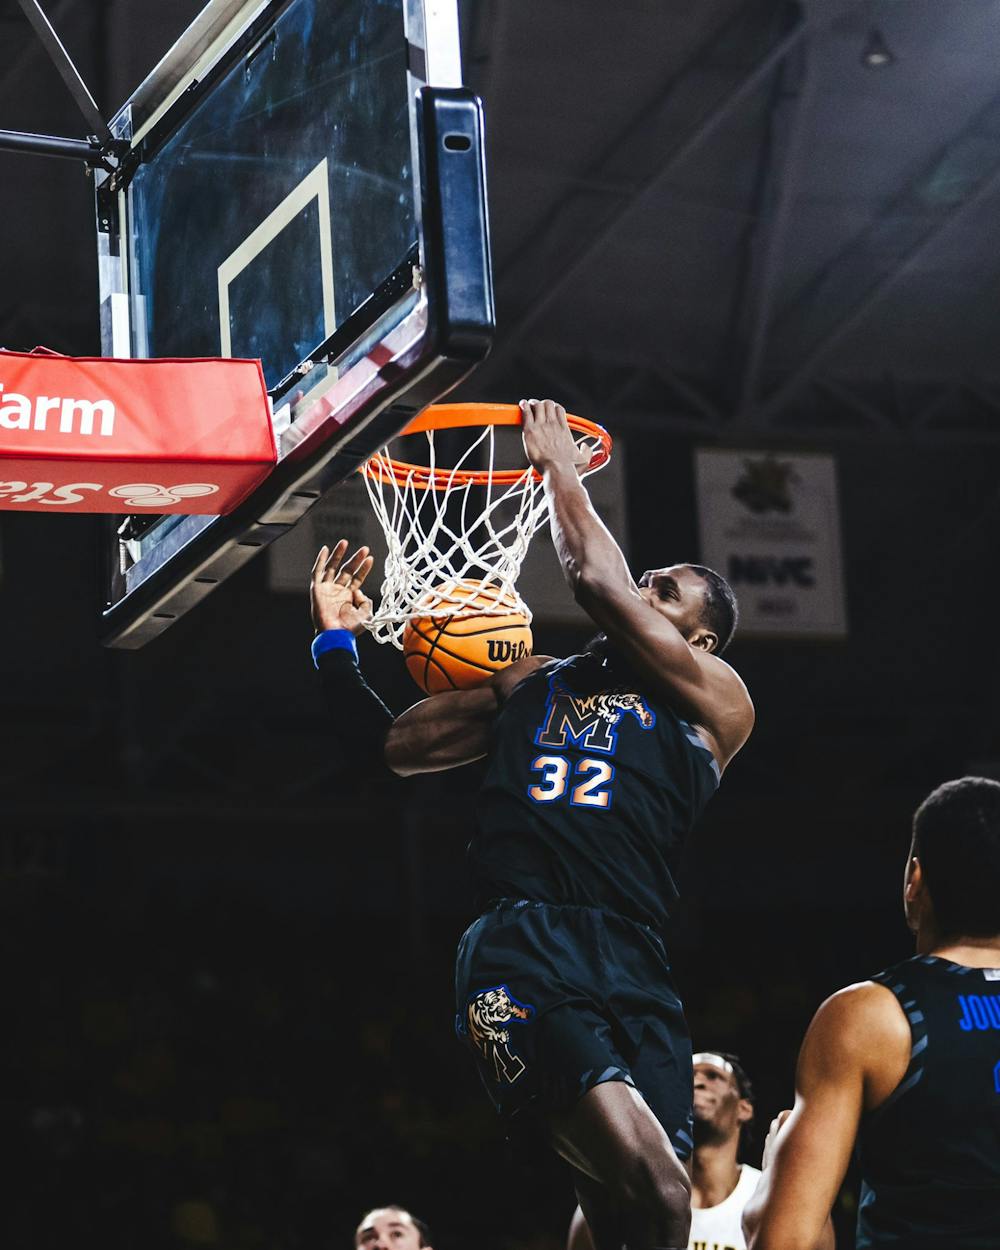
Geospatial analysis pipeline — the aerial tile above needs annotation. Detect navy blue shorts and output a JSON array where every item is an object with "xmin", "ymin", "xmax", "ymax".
[{"xmin": 455, "ymin": 899, "xmax": 694, "ymax": 1160}]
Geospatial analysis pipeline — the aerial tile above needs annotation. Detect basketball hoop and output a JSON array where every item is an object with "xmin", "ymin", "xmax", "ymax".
[{"xmin": 361, "ymin": 402, "xmax": 612, "ymax": 647}]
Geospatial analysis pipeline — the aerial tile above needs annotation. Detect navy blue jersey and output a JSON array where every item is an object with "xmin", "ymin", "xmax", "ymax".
[
  {"xmin": 856, "ymin": 955, "xmax": 1000, "ymax": 1249},
  {"xmin": 469, "ymin": 651, "xmax": 720, "ymax": 931}
]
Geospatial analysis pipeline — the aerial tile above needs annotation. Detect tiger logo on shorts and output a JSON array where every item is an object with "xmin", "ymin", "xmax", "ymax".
[{"xmin": 466, "ymin": 985, "xmax": 535, "ymax": 1084}]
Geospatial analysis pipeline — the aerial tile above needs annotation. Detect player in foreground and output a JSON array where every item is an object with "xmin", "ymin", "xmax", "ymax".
[
  {"xmin": 311, "ymin": 399, "xmax": 754, "ymax": 1249},
  {"xmin": 742, "ymin": 776, "xmax": 1000, "ymax": 1250},
  {"xmin": 568, "ymin": 1052, "xmax": 833, "ymax": 1250}
]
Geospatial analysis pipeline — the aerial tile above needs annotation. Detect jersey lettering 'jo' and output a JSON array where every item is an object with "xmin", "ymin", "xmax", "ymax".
[
  {"xmin": 856, "ymin": 955, "xmax": 1000, "ymax": 1249},
  {"xmin": 955, "ymin": 992, "xmax": 1000, "ymax": 1031},
  {"xmin": 470, "ymin": 652, "xmax": 719, "ymax": 930}
]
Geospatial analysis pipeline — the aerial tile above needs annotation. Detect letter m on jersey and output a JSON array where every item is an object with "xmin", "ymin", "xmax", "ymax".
[{"xmin": 534, "ymin": 678, "xmax": 655, "ymax": 755}]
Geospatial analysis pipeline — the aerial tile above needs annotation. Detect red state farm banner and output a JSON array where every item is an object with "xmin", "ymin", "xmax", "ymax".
[{"xmin": 0, "ymin": 350, "xmax": 276, "ymax": 514}]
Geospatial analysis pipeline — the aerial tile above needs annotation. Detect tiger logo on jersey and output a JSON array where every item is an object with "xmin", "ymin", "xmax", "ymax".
[
  {"xmin": 465, "ymin": 985, "xmax": 535, "ymax": 1084},
  {"xmin": 534, "ymin": 677, "xmax": 656, "ymax": 755}
]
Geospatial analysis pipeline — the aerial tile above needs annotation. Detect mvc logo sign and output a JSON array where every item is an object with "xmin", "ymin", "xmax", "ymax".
[
  {"xmin": 695, "ymin": 447, "xmax": 847, "ymax": 638},
  {"xmin": 728, "ymin": 555, "xmax": 815, "ymax": 587}
]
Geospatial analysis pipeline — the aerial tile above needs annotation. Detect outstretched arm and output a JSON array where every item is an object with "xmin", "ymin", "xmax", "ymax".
[
  {"xmin": 384, "ymin": 655, "xmax": 548, "ymax": 775},
  {"xmin": 743, "ymin": 983, "xmax": 910, "ymax": 1250},
  {"xmin": 311, "ymin": 540, "xmax": 547, "ymax": 776},
  {"xmin": 520, "ymin": 400, "xmax": 752, "ymax": 766}
]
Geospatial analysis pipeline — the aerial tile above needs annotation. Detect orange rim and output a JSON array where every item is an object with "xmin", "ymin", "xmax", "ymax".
[{"xmin": 361, "ymin": 402, "xmax": 612, "ymax": 490}]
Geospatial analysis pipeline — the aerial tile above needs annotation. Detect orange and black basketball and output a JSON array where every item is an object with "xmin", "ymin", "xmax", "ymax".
[{"xmin": 402, "ymin": 580, "xmax": 533, "ymax": 694}]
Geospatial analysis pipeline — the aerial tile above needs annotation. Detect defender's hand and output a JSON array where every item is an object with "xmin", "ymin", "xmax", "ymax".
[
  {"xmin": 520, "ymin": 399, "xmax": 589, "ymax": 475},
  {"xmin": 310, "ymin": 539, "xmax": 375, "ymax": 635},
  {"xmin": 761, "ymin": 1108, "xmax": 792, "ymax": 1171}
]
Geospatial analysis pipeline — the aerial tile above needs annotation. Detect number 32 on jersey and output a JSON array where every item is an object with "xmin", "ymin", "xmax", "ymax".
[{"xmin": 528, "ymin": 755, "xmax": 615, "ymax": 809}]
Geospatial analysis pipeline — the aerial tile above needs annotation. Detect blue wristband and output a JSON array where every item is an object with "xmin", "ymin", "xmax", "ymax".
[{"xmin": 311, "ymin": 629, "xmax": 359, "ymax": 668}]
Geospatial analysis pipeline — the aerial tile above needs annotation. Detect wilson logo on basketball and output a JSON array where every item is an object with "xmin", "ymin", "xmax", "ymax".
[
  {"xmin": 0, "ymin": 382, "xmax": 116, "ymax": 437},
  {"xmin": 486, "ymin": 639, "xmax": 529, "ymax": 664}
]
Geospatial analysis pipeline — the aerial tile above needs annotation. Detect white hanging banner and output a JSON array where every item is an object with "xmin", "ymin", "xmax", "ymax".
[{"xmin": 695, "ymin": 448, "xmax": 847, "ymax": 638}]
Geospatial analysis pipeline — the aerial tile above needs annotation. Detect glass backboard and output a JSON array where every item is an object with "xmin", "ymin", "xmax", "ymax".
[{"xmin": 96, "ymin": 0, "xmax": 493, "ymax": 647}]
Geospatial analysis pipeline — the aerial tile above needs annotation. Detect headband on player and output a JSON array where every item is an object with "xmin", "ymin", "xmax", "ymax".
[{"xmin": 692, "ymin": 1052, "xmax": 734, "ymax": 1075}]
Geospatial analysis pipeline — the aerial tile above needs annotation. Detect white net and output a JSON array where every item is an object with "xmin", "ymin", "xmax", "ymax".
[{"xmin": 362, "ymin": 420, "xmax": 605, "ymax": 647}]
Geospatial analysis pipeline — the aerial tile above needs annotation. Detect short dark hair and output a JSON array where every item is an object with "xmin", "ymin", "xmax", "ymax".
[
  {"xmin": 724, "ymin": 1050, "xmax": 756, "ymax": 1156},
  {"xmin": 912, "ymin": 776, "xmax": 1000, "ymax": 940},
  {"xmin": 719, "ymin": 1051, "xmax": 755, "ymax": 1107},
  {"xmin": 411, "ymin": 1215, "xmax": 432, "ymax": 1247},
  {"xmin": 688, "ymin": 565, "xmax": 739, "ymax": 654},
  {"xmin": 356, "ymin": 1206, "xmax": 432, "ymax": 1248}
]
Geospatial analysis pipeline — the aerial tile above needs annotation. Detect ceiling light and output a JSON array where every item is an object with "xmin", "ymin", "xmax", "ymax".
[{"xmin": 862, "ymin": 26, "xmax": 895, "ymax": 68}]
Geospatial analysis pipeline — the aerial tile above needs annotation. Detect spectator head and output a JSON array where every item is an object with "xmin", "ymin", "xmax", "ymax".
[
  {"xmin": 354, "ymin": 1206, "xmax": 433, "ymax": 1250},
  {"xmin": 692, "ymin": 1051, "xmax": 755, "ymax": 1155},
  {"xmin": 907, "ymin": 776, "xmax": 1000, "ymax": 942}
]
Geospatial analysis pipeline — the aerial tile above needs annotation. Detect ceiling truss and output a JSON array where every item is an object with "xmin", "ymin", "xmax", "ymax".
[{"xmin": 484, "ymin": 348, "xmax": 1000, "ymax": 443}]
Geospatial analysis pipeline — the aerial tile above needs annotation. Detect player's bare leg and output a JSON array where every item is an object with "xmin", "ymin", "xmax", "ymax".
[{"xmin": 548, "ymin": 1081, "xmax": 691, "ymax": 1250}]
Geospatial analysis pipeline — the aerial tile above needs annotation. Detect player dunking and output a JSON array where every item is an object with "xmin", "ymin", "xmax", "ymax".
[{"xmin": 310, "ymin": 400, "xmax": 754, "ymax": 1250}]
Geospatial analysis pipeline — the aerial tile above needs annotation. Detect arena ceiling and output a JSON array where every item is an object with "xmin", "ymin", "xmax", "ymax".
[{"xmin": 3, "ymin": 0, "xmax": 1000, "ymax": 439}]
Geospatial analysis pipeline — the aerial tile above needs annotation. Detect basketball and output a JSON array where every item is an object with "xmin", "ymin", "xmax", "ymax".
[{"xmin": 402, "ymin": 580, "xmax": 533, "ymax": 694}]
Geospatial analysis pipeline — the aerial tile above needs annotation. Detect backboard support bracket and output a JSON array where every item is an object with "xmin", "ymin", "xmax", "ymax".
[{"xmin": 3, "ymin": 0, "xmax": 128, "ymax": 171}]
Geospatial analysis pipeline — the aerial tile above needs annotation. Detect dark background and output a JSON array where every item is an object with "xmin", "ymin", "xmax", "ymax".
[{"xmin": 3, "ymin": 1, "xmax": 1000, "ymax": 1247}]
